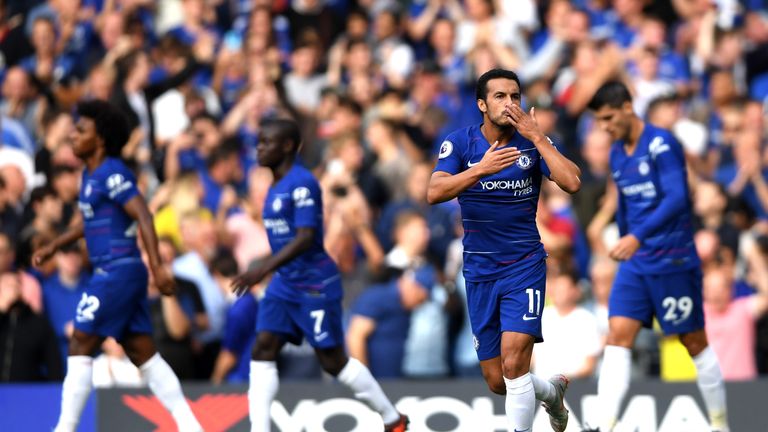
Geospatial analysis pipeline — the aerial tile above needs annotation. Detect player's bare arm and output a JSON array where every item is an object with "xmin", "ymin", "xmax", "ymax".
[
  {"xmin": 231, "ymin": 226, "xmax": 315, "ymax": 295},
  {"xmin": 508, "ymin": 104, "xmax": 581, "ymax": 194},
  {"xmin": 586, "ymin": 179, "xmax": 618, "ymax": 257},
  {"xmin": 427, "ymin": 141, "xmax": 521, "ymax": 204},
  {"xmin": 123, "ymin": 195, "xmax": 176, "ymax": 296},
  {"xmin": 32, "ymin": 213, "xmax": 84, "ymax": 267}
]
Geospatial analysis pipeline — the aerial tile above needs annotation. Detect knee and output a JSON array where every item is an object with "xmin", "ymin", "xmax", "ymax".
[
  {"xmin": 680, "ymin": 332, "xmax": 708, "ymax": 357},
  {"xmin": 486, "ymin": 379, "xmax": 506, "ymax": 395},
  {"xmin": 481, "ymin": 367, "xmax": 506, "ymax": 395},
  {"xmin": 319, "ymin": 357, "xmax": 346, "ymax": 377},
  {"xmin": 605, "ymin": 332, "xmax": 634, "ymax": 348},
  {"xmin": 501, "ymin": 355, "xmax": 528, "ymax": 379},
  {"xmin": 68, "ymin": 331, "xmax": 100, "ymax": 356},
  {"xmin": 251, "ymin": 335, "xmax": 281, "ymax": 361}
]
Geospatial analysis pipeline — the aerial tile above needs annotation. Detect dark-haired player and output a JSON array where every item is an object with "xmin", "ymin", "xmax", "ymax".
[
  {"xmin": 33, "ymin": 100, "xmax": 202, "ymax": 432},
  {"xmin": 428, "ymin": 68, "xmax": 581, "ymax": 432},
  {"xmin": 585, "ymin": 81, "xmax": 729, "ymax": 432},
  {"xmin": 231, "ymin": 118, "xmax": 408, "ymax": 431}
]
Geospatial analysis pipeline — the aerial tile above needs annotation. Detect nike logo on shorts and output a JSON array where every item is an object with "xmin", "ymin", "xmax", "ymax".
[{"xmin": 522, "ymin": 315, "xmax": 538, "ymax": 321}]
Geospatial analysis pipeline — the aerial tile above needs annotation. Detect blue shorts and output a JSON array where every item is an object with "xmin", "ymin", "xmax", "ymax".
[
  {"xmin": 73, "ymin": 260, "xmax": 152, "ymax": 341},
  {"xmin": 465, "ymin": 258, "xmax": 546, "ymax": 361},
  {"xmin": 257, "ymin": 279, "xmax": 344, "ymax": 349},
  {"xmin": 609, "ymin": 265, "xmax": 705, "ymax": 335}
]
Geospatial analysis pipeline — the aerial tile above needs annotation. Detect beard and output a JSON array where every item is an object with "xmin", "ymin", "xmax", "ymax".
[{"xmin": 488, "ymin": 111, "xmax": 515, "ymax": 130}]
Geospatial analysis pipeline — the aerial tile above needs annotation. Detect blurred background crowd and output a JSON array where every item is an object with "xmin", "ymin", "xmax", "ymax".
[{"xmin": 1, "ymin": 0, "xmax": 768, "ymax": 387}]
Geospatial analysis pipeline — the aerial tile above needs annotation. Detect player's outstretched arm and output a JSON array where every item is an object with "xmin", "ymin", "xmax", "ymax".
[
  {"xmin": 508, "ymin": 104, "xmax": 581, "ymax": 193},
  {"xmin": 427, "ymin": 141, "xmax": 521, "ymax": 204},
  {"xmin": 231, "ymin": 227, "xmax": 315, "ymax": 295},
  {"xmin": 123, "ymin": 195, "xmax": 176, "ymax": 296},
  {"xmin": 32, "ymin": 214, "xmax": 84, "ymax": 267}
]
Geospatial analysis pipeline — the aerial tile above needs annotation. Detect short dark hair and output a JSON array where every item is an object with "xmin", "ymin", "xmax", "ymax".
[
  {"xmin": 212, "ymin": 250, "xmax": 239, "ymax": 277},
  {"xmin": 75, "ymin": 100, "xmax": 131, "ymax": 157},
  {"xmin": 206, "ymin": 141, "xmax": 240, "ymax": 169},
  {"xmin": 29, "ymin": 186, "xmax": 57, "ymax": 205},
  {"xmin": 259, "ymin": 118, "xmax": 302, "ymax": 153},
  {"xmin": 476, "ymin": 68, "xmax": 521, "ymax": 101},
  {"xmin": 587, "ymin": 81, "xmax": 633, "ymax": 111}
]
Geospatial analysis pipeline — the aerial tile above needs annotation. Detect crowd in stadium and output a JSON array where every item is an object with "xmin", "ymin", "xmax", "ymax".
[{"xmin": 0, "ymin": 0, "xmax": 767, "ymax": 387}]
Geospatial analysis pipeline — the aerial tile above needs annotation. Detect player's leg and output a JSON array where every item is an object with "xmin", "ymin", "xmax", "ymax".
[
  {"xmin": 594, "ymin": 266, "xmax": 652, "ymax": 432},
  {"xmin": 250, "ymin": 292, "xmax": 296, "ymax": 432},
  {"xmin": 595, "ymin": 316, "xmax": 642, "ymax": 431},
  {"xmin": 315, "ymin": 345, "xmax": 405, "ymax": 430},
  {"xmin": 679, "ymin": 329, "xmax": 729, "ymax": 432},
  {"xmin": 500, "ymin": 331, "xmax": 537, "ymax": 431},
  {"xmin": 661, "ymin": 268, "xmax": 728, "ymax": 432},
  {"xmin": 54, "ymin": 329, "xmax": 104, "ymax": 432},
  {"xmin": 249, "ymin": 331, "xmax": 285, "ymax": 432},
  {"xmin": 122, "ymin": 333, "xmax": 202, "ymax": 432}
]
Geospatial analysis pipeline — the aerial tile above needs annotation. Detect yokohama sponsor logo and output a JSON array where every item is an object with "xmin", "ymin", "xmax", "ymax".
[{"xmin": 480, "ymin": 177, "xmax": 532, "ymax": 191}]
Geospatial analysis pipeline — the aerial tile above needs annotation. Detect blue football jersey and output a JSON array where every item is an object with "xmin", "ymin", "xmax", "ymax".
[
  {"xmin": 433, "ymin": 124, "xmax": 551, "ymax": 281},
  {"xmin": 262, "ymin": 163, "xmax": 341, "ymax": 300},
  {"xmin": 611, "ymin": 123, "xmax": 700, "ymax": 274},
  {"xmin": 78, "ymin": 158, "xmax": 141, "ymax": 266}
]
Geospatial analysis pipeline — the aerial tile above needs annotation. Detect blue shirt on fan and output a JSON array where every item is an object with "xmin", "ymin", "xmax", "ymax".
[
  {"xmin": 262, "ymin": 163, "xmax": 341, "ymax": 300},
  {"xmin": 221, "ymin": 293, "xmax": 258, "ymax": 383},
  {"xmin": 78, "ymin": 157, "xmax": 142, "ymax": 266},
  {"xmin": 433, "ymin": 124, "xmax": 551, "ymax": 282},
  {"xmin": 611, "ymin": 123, "xmax": 700, "ymax": 274}
]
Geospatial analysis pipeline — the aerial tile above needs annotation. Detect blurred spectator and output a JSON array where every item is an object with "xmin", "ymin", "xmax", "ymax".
[
  {"xmin": 587, "ymin": 257, "xmax": 616, "ymax": 344},
  {"xmin": 534, "ymin": 270, "xmax": 601, "ymax": 379},
  {"xmin": 0, "ymin": 271, "xmax": 62, "ymax": 381},
  {"xmin": 224, "ymin": 167, "xmax": 272, "ymax": 272},
  {"xmin": 147, "ymin": 237, "xmax": 207, "ymax": 380},
  {"xmin": 152, "ymin": 172, "xmax": 207, "ymax": 250},
  {"xmin": 284, "ymin": 40, "xmax": 326, "ymax": 116},
  {"xmin": 0, "ymin": 67, "xmax": 46, "ymax": 141},
  {"xmin": 40, "ymin": 243, "xmax": 88, "ymax": 368},
  {"xmin": 572, "ymin": 128, "xmax": 611, "ymax": 231},
  {"xmin": 630, "ymin": 46, "xmax": 675, "ymax": 117},
  {"xmin": 20, "ymin": 16, "xmax": 76, "ymax": 87},
  {"xmin": 173, "ymin": 212, "xmax": 226, "ymax": 378},
  {"xmin": 18, "ymin": 186, "xmax": 63, "ymax": 265},
  {"xmin": 211, "ymin": 253, "xmax": 261, "ymax": 385},
  {"xmin": 377, "ymin": 162, "xmax": 453, "ymax": 268},
  {"xmin": 382, "ymin": 211, "xmax": 448, "ymax": 378},
  {"xmin": 347, "ymin": 272, "xmax": 431, "ymax": 379},
  {"xmin": 0, "ymin": 232, "xmax": 42, "ymax": 313},
  {"xmin": 372, "ymin": 8, "xmax": 415, "ymax": 89},
  {"xmin": 0, "ymin": 173, "xmax": 24, "ymax": 240},
  {"xmin": 703, "ymin": 254, "xmax": 768, "ymax": 381},
  {"xmin": 199, "ymin": 141, "xmax": 243, "ymax": 214},
  {"xmin": 693, "ymin": 181, "xmax": 741, "ymax": 258}
]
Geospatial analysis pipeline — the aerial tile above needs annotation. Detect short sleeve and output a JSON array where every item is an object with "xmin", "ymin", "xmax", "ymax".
[
  {"xmin": 350, "ymin": 284, "xmax": 398, "ymax": 320},
  {"xmin": 649, "ymin": 132, "xmax": 685, "ymax": 173},
  {"xmin": 433, "ymin": 132, "xmax": 464, "ymax": 175},
  {"xmin": 292, "ymin": 177, "xmax": 321, "ymax": 229},
  {"xmin": 105, "ymin": 162, "xmax": 140, "ymax": 205}
]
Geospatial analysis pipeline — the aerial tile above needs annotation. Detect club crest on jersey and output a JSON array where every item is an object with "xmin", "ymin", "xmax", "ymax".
[
  {"xmin": 516, "ymin": 154, "xmax": 533, "ymax": 169},
  {"xmin": 272, "ymin": 198, "xmax": 282, "ymax": 212},
  {"xmin": 638, "ymin": 161, "xmax": 650, "ymax": 176},
  {"xmin": 438, "ymin": 140, "xmax": 453, "ymax": 159}
]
